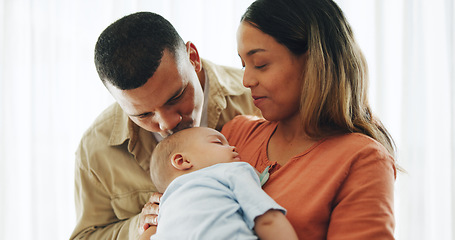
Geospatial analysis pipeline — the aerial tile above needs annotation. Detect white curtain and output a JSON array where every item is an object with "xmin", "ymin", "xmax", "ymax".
[
  {"xmin": 0, "ymin": 0, "xmax": 453, "ymax": 239},
  {"xmin": 337, "ymin": 1, "xmax": 454, "ymax": 239}
]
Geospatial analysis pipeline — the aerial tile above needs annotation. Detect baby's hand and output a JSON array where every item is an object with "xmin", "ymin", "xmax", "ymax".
[{"xmin": 138, "ymin": 192, "xmax": 162, "ymax": 235}]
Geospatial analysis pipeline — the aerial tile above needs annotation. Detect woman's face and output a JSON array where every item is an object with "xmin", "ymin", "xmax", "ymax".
[{"xmin": 237, "ymin": 22, "xmax": 307, "ymax": 122}]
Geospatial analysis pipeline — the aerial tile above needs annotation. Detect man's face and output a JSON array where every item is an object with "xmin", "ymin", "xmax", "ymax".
[{"xmin": 106, "ymin": 47, "xmax": 204, "ymax": 137}]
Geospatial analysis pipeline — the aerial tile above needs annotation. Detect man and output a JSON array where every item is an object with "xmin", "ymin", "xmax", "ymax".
[{"xmin": 71, "ymin": 12, "xmax": 259, "ymax": 239}]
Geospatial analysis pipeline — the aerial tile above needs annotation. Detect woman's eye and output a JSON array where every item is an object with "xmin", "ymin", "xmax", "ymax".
[{"xmin": 255, "ymin": 64, "xmax": 267, "ymax": 69}]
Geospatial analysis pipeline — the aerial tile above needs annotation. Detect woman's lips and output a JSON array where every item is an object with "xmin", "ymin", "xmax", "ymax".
[{"xmin": 252, "ymin": 96, "xmax": 266, "ymax": 107}]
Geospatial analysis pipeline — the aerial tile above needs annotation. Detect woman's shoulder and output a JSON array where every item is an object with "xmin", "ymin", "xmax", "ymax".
[
  {"xmin": 225, "ymin": 115, "xmax": 266, "ymax": 127},
  {"xmin": 221, "ymin": 115, "xmax": 274, "ymax": 144},
  {"xmin": 328, "ymin": 133, "xmax": 389, "ymax": 153},
  {"xmin": 222, "ymin": 115, "xmax": 271, "ymax": 134},
  {"xmin": 321, "ymin": 133, "xmax": 395, "ymax": 171}
]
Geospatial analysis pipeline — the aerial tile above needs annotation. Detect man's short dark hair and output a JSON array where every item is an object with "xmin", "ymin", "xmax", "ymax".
[{"xmin": 94, "ymin": 12, "xmax": 185, "ymax": 90}]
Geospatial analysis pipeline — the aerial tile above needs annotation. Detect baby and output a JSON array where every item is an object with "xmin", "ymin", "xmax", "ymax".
[{"xmin": 148, "ymin": 127, "xmax": 297, "ymax": 240}]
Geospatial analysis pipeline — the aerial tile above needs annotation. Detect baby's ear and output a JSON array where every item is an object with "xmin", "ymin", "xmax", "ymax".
[{"xmin": 170, "ymin": 153, "xmax": 193, "ymax": 170}]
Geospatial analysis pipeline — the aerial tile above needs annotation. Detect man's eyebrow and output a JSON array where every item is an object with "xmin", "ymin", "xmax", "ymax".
[
  {"xmin": 164, "ymin": 86, "xmax": 185, "ymax": 104},
  {"xmin": 129, "ymin": 112, "xmax": 150, "ymax": 117},
  {"xmin": 129, "ymin": 86, "xmax": 185, "ymax": 117}
]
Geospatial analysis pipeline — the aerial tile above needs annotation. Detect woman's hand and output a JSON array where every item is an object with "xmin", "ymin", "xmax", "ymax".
[{"xmin": 138, "ymin": 192, "xmax": 162, "ymax": 236}]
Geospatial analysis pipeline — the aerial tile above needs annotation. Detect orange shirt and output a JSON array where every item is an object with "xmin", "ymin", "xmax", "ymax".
[{"xmin": 222, "ymin": 116, "xmax": 396, "ymax": 240}]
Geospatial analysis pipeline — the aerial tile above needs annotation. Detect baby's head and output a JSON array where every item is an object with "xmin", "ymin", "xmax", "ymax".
[{"xmin": 150, "ymin": 127, "xmax": 240, "ymax": 193}]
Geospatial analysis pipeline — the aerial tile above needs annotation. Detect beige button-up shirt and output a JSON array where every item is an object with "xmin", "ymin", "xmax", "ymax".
[{"xmin": 71, "ymin": 59, "xmax": 260, "ymax": 239}]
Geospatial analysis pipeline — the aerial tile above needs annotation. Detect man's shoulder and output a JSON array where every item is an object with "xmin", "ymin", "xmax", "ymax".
[
  {"xmin": 78, "ymin": 102, "xmax": 132, "ymax": 153},
  {"xmin": 76, "ymin": 102, "xmax": 133, "ymax": 169},
  {"xmin": 81, "ymin": 102, "xmax": 119, "ymax": 138},
  {"xmin": 202, "ymin": 59, "xmax": 245, "ymax": 95},
  {"xmin": 202, "ymin": 59, "xmax": 243, "ymax": 77}
]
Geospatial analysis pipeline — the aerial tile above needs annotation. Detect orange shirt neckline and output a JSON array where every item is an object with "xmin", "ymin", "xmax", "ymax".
[{"xmin": 260, "ymin": 121, "xmax": 327, "ymax": 175}]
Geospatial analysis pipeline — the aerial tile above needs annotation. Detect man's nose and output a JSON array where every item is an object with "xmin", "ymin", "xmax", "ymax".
[{"xmin": 156, "ymin": 110, "xmax": 182, "ymax": 132}]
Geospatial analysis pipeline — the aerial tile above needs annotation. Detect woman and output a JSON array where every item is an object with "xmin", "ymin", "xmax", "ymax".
[{"xmin": 221, "ymin": 0, "xmax": 397, "ymax": 239}]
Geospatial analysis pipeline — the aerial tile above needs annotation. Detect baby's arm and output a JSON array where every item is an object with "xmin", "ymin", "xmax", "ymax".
[{"xmin": 254, "ymin": 209, "xmax": 298, "ymax": 240}]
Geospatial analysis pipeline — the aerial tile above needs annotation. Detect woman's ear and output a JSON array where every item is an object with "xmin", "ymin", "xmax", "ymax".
[
  {"xmin": 170, "ymin": 153, "xmax": 193, "ymax": 170},
  {"xmin": 185, "ymin": 41, "xmax": 202, "ymax": 72}
]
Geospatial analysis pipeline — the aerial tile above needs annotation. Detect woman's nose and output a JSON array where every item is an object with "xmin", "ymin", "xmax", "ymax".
[{"xmin": 242, "ymin": 68, "xmax": 258, "ymax": 88}]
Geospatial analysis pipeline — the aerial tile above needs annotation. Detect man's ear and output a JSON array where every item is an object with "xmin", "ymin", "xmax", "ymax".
[
  {"xmin": 185, "ymin": 41, "xmax": 202, "ymax": 72},
  {"xmin": 170, "ymin": 153, "xmax": 193, "ymax": 170}
]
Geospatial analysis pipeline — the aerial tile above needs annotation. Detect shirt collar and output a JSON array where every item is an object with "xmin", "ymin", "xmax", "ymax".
[{"xmin": 108, "ymin": 103, "xmax": 137, "ymax": 147}]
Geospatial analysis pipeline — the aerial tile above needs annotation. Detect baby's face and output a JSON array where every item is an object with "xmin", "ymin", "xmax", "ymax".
[{"xmin": 183, "ymin": 127, "xmax": 241, "ymax": 169}]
